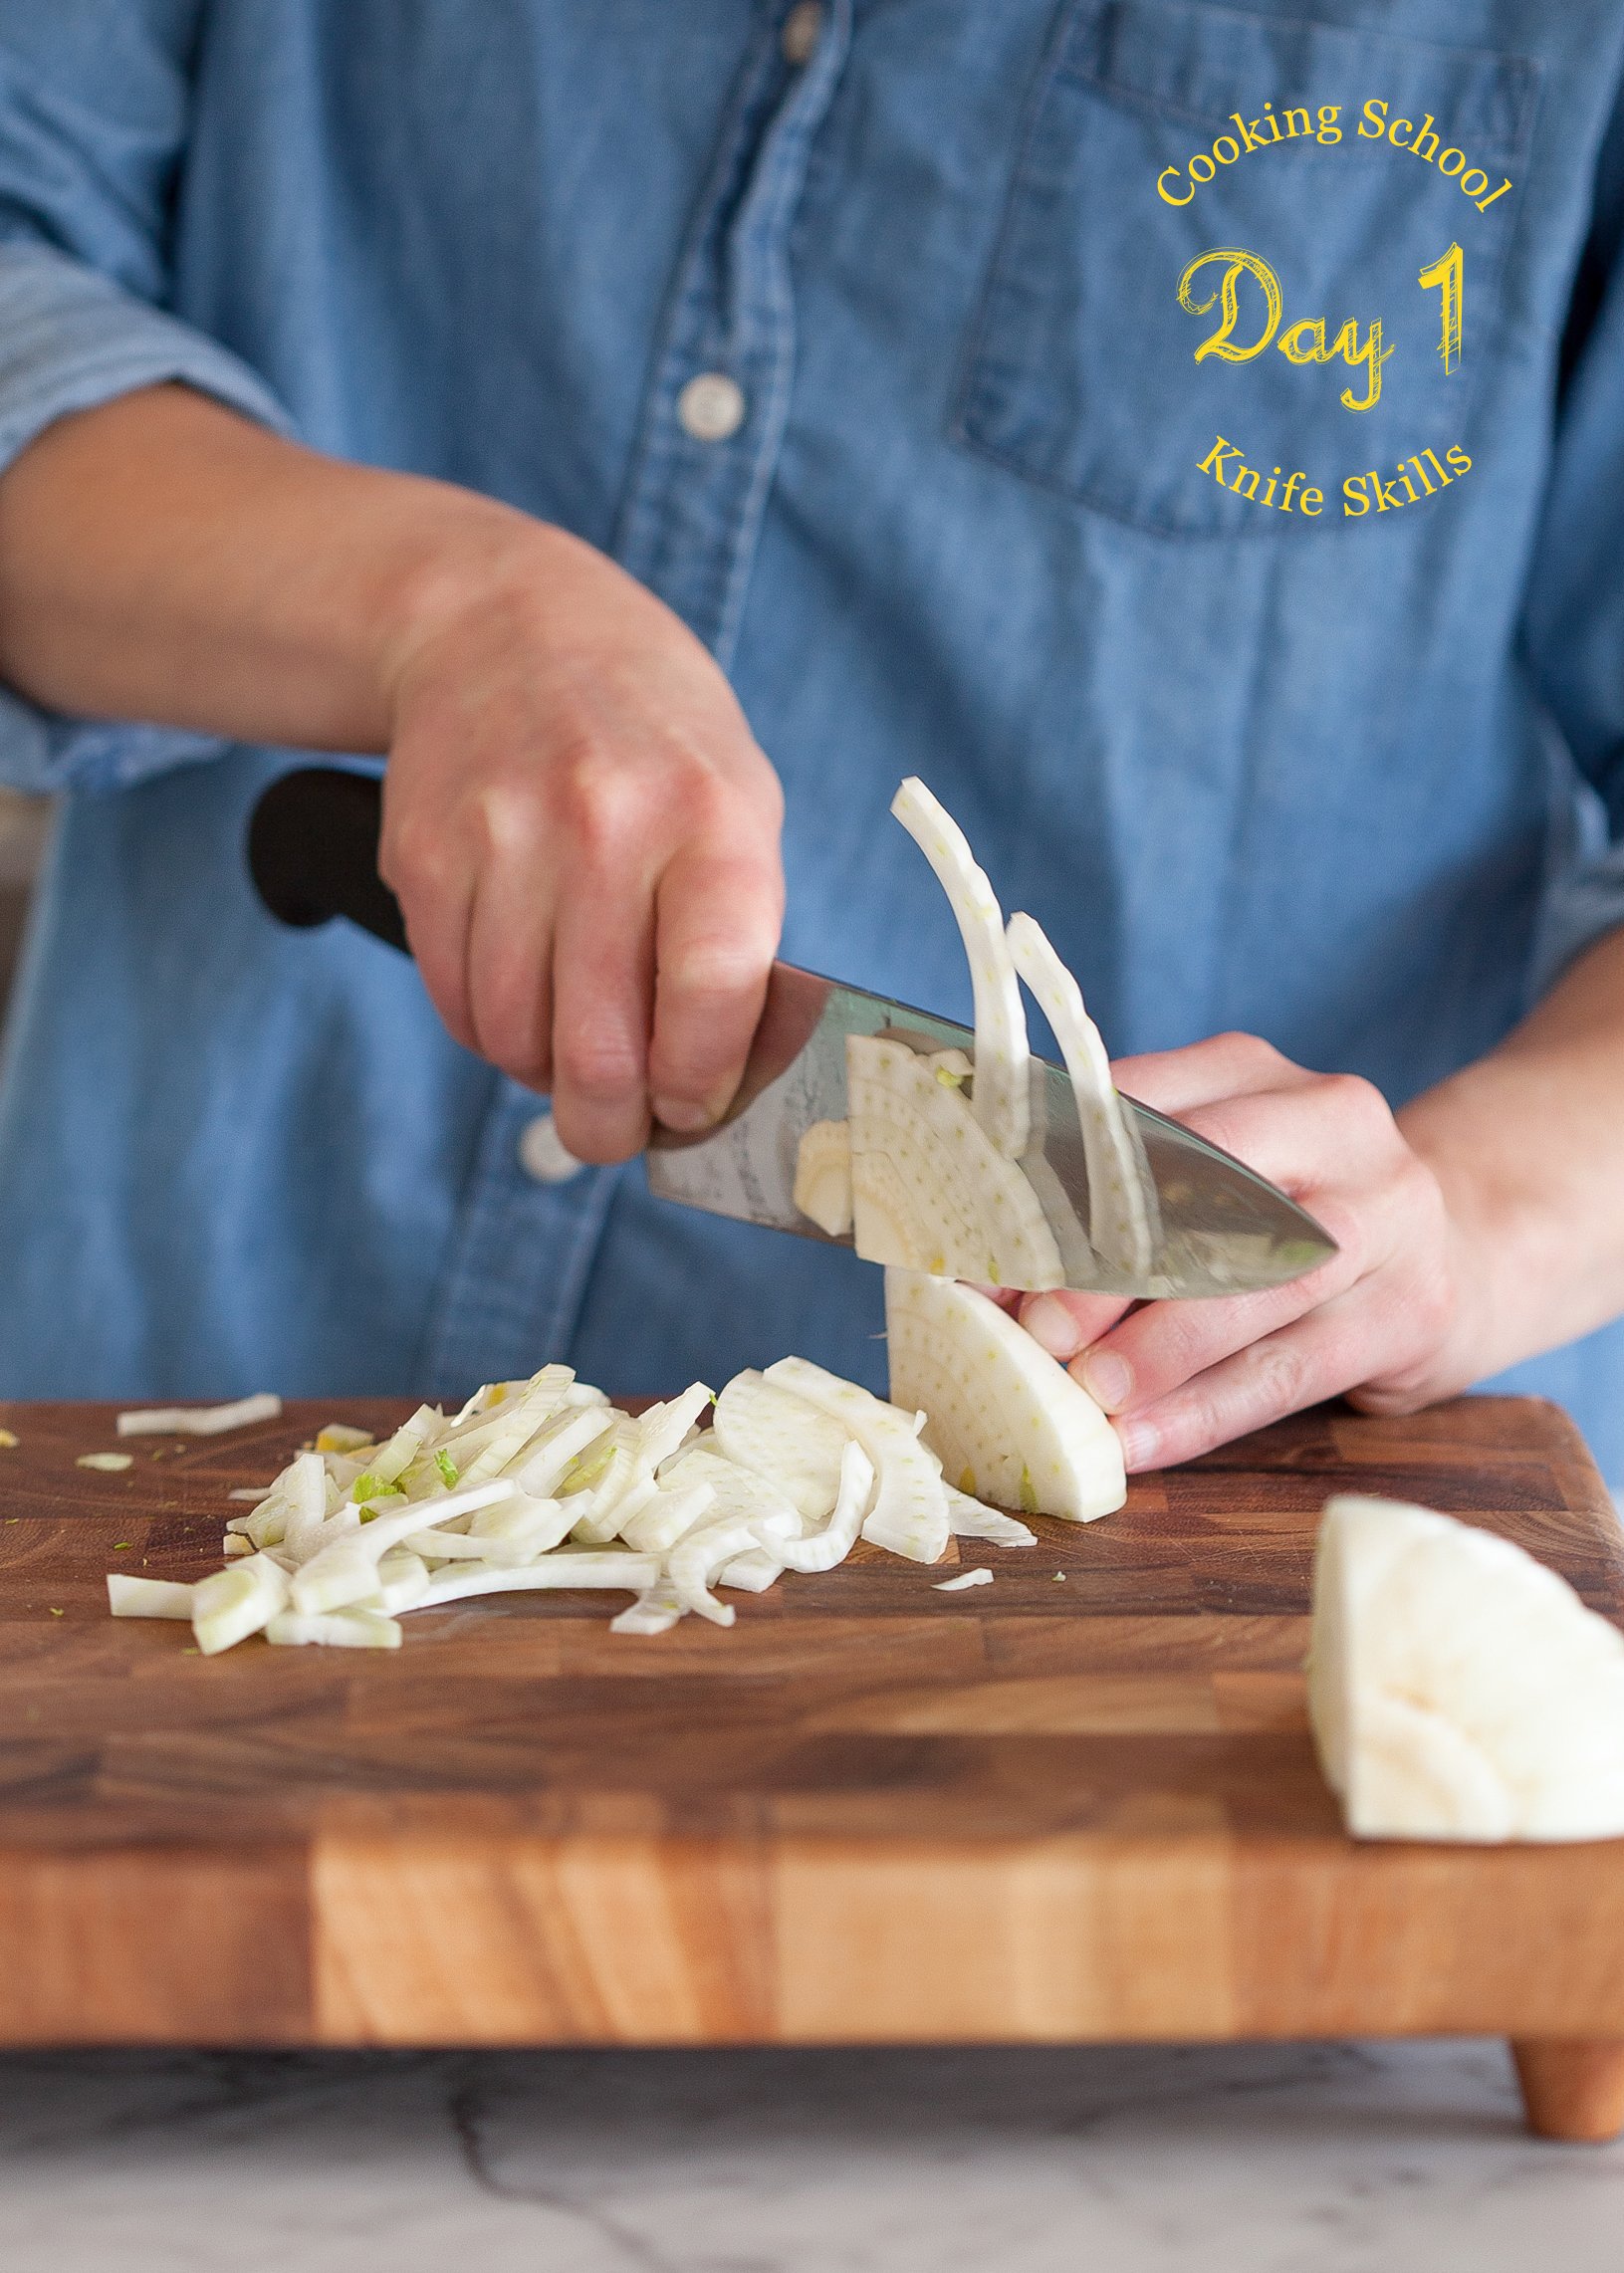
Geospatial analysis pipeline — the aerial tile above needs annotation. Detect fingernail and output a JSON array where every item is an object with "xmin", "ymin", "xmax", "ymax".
[
  {"xmin": 1116, "ymin": 1418, "xmax": 1156, "ymax": 1472},
  {"xmin": 1080, "ymin": 1351, "xmax": 1133, "ymax": 1411},
  {"xmin": 1024, "ymin": 1295, "xmax": 1083, "ymax": 1361},
  {"xmin": 652, "ymin": 1096, "xmax": 717, "ymax": 1134}
]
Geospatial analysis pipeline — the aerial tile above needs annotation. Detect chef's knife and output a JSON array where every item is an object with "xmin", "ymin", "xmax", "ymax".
[{"xmin": 248, "ymin": 768, "xmax": 1336, "ymax": 1298}]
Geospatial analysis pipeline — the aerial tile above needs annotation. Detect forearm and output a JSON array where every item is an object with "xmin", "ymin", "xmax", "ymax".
[
  {"xmin": 0, "ymin": 381, "xmax": 531, "ymax": 749},
  {"xmin": 1399, "ymin": 923, "xmax": 1624, "ymax": 1381}
]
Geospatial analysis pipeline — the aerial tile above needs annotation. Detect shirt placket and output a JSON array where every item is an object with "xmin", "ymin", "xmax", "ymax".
[
  {"xmin": 613, "ymin": 0, "xmax": 852, "ymax": 666},
  {"xmin": 418, "ymin": 2, "xmax": 850, "ymax": 1397}
]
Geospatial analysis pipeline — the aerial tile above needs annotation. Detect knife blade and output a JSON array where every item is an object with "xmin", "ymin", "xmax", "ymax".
[{"xmin": 249, "ymin": 767, "xmax": 1337, "ymax": 1298}]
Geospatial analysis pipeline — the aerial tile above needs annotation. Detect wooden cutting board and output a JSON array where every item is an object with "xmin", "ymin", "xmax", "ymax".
[{"xmin": 2, "ymin": 1392, "xmax": 1623, "ymax": 2140}]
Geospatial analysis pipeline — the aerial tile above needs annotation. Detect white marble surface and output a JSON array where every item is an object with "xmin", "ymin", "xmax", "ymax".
[{"xmin": 2, "ymin": 2038, "xmax": 1621, "ymax": 2272}]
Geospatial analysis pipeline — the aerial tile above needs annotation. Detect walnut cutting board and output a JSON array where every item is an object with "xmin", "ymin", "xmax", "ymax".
[{"xmin": 0, "ymin": 1394, "xmax": 1621, "ymax": 2053}]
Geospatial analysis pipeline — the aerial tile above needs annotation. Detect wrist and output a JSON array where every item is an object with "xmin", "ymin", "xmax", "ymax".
[
  {"xmin": 1399, "ymin": 1068, "xmax": 1586, "ymax": 1386},
  {"xmin": 366, "ymin": 488, "xmax": 561, "ymax": 731}
]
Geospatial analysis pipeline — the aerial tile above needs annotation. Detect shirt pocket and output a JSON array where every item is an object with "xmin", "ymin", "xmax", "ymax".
[{"xmin": 953, "ymin": 0, "xmax": 1537, "ymax": 538}]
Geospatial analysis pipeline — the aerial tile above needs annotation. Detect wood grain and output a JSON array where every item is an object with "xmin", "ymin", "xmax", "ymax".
[{"xmin": 1, "ymin": 1391, "xmax": 1622, "ymax": 2138}]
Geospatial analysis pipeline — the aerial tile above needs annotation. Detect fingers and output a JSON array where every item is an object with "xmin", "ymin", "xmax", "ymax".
[
  {"xmin": 379, "ymin": 522, "xmax": 787, "ymax": 1161},
  {"xmin": 1005, "ymin": 1033, "xmax": 1462, "ymax": 1472},
  {"xmin": 460, "ymin": 799, "xmax": 558, "ymax": 1090},
  {"xmin": 646, "ymin": 841, "xmax": 783, "ymax": 1133},
  {"xmin": 1173, "ymin": 1072, "xmax": 1404, "ymax": 1199},
  {"xmin": 547, "ymin": 836, "xmax": 657, "ymax": 1163},
  {"xmin": 1112, "ymin": 1294, "xmax": 1367, "ymax": 1470},
  {"xmin": 1065, "ymin": 1200, "xmax": 1361, "ymax": 1416},
  {"xmin": 1017, "ymin": 1288, "xmax": 1135, "ymax": 1359},
  {"xmin": 1109, "ymin": 1250, "xmax": 1453, "ymax": 1471},
  {"xmin": 1110, "ymin": 1030, "xmax": 1311, "ymax": 1120},
  {"xmin": 378, "ymin": 795, "xmax": 480, "ymax": 1059}
]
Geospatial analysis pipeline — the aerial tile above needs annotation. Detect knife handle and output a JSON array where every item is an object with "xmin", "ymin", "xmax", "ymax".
[{"xmin": 247, "ymin": 767, "xmax": 409, "ymax": 954}]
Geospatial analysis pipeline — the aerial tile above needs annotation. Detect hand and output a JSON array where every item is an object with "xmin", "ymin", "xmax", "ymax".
[
  {"xmin": 377, "ymin": 521, "xmax": 785, "ymax": 1162},
  {"xmin": 998, "ymin": 1032, "xmax": 1484, "ymax": 1471}
]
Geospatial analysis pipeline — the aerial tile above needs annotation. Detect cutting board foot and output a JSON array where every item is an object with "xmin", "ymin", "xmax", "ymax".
[{"xmin": 1511, "ymin": 2038, "xmax": 1624, "ymax": 2141}]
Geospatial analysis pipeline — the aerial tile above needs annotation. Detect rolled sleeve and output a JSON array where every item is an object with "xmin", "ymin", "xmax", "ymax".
[
  {"xmin": 0, "ymin": 3, "xmax": 297, "ymax": 794},
  {"xmin": 0, "ymin": 242, "xmax": 297, "ymax": 794}
]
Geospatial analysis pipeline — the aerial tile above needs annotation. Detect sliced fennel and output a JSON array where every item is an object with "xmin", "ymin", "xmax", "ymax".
[
  {"xmin": 713, "ymin": 1371, "xmax": 849, "ymax": 1524},
  {"xmin": 423, "ymin": 1551, "xmax": 660, "ymax": 1606},
  {"xmin": 107, "ymin": 1334, "xmax": 1105, "ymax": 1653},
  {"xmin": 610, "ymin": 1575, "xmax": 688, "ymax": 1638},
  {"xmin": 192, "ymin": 1553, "xmax": 290, "ymax": 1656},
  {"xmin": 946, "ymin": 1487, "xmax": 1036, "ymax": 1548},
  {"xmin": 316, "ymin": 1424, "xmax": 374, "ymax": 1455},
  {"xmin": 116, "ymin": 1392, "xmax": 284, "ymax": 1438},
  {"xmin": 718, "ymin": 1548, "xmax": 786, "ymax": 1593},
  {"xmin": 655, "ymin": 1446, "xmax": 801, "ymax": 1535},
  {"xmin": 845, "ymin": 1035, "xmax": 1061, "ymax": 1288},
  {"xmin": 933, "ymin": 1568, "xmax": 994, "ymax": 1592},
  {"xmin": 891, "ymin": 776, "xmax": 1030, "ymax": 1159},
  {"xmin": 268, "ymin": 1609, "xmax": 401, "ymax": 1649},
  {"xmin": 1006, "ymin": 911, "xmax": 1158, "ymax": 1280},
  {"xmin": 885, "ymin": 1270, "xmax": 1125, "ymax": 1523},
  {"xmin": 617, "ymin": 1477, "xmax": 720, "ymax": 1557},
  {"xmin": 107, "ymin": 1574, "xmax": 194, "ymax": 1620},
  {"xmin": 766, "ymin": 1355, "xmax": 949, "ymax": 1565},
  {"xmin": 793, "ymin": 1119, "xmax": 853, "ymax": 1238},
  {"xmin": 776, "ymin": 1439, "xmax": 874, "ymax": 1573}
]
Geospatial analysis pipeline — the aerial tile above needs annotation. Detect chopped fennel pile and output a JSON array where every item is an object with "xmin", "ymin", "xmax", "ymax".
[
  {"xmin": 107, "ymin": 1325, "xmax": 1127, "ymax": 1650},
  {"xmin": 793, "ymin": 776, "xmax": 1156, "ymax": 1285},
  {"xmin": 1308, "ymin": 1494, "xmax": 1624, "ymax": 1843}
]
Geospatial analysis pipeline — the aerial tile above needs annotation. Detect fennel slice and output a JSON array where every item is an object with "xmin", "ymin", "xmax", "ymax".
[
  {"xmin": 611, "ymin": 1575, "xmax": 689, "ymax": 1637},
  {"xmin": 107, "ymin": 1573, "xmax": 194, "ymax": 1620},
  {"xmin": 793, "ymin": 1118, "xmax": 854, "ymax": 1238},
  {"xmin": 717, "ymin": 1548, "xmax": 786, "ymax": 1593},
  {"xmin": 765, "ymin": 1356, "xmax": 950, "ymax": 1565},
  {"xmin": 192, "ymin": 1553, "xmax": 290, "ymax": 1655},
  {"xmin": 617, "ymin": 1479, "xmax": 717, "ymax": 1557},
  {"xmin": 845, "ymin": 1034, "xmax": 1060, "ymax": 1289},
  {"xmin": 945, "ymin": 1485, "xmax": 1037, "ymax": 1547},
  {"xmin": 116, "ymin": 1391, "xmax": 283, "ymax": 1438},
  {"xmin": 713, "ymin": 1370, "xmax": 849, "ymax": 1525},
  {"xmin": 423, "ymin": 1552, "xmax": 659, "ymax": 1607},
  {"xmin": 775, "ymin": 1438, "xmax": 874, "ymax": 1573},
  {"xmin": 1006, "ymin": 911, "xmax": 1159, "ymax": 1280},
  {"xmin": 655, "ymin": 1445, "xmax": 801, "ymax": 1533},
  {"xmin": 266, "ymin": 1609, "xmax": 402, "ymax": 1649},
  {"xmin": 891, "ymin": 776, "xmax": 1030, "ymax": 1159}
]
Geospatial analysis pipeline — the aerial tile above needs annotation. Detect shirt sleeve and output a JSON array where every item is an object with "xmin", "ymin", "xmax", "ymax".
[
  {"xmin": 1521, "ymin": 76, "xmax": 1624, "ymax": 994},
  {"xmin": 0, "ymin": 3, "xmax": 297, "ymax": 795}
]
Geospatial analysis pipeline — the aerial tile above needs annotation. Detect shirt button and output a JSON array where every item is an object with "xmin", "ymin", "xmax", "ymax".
[
  {"xmin": 518, "ymin": 1110, "xmax": 583, "ymax": 1185},
  {"xmin": 677, "ymin": 371, "xmax": 747, "ymax": 442},
  {"xmin": 782, "ymin": 1, "xmax": 822, "ymax": 66}
]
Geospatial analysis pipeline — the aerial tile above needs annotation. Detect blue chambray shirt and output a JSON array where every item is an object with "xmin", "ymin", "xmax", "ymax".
[{"xmin": 3, "ymin": 2, "xmax": 1624, "ymax": 1470}]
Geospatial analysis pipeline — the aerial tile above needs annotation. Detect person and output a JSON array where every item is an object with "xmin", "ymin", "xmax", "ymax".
[{"xmin": 1, "ymin": 2, "xmax": 1623, "ymax": 1481}]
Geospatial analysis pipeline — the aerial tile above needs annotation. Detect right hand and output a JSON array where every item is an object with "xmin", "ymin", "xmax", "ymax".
[{"xmin": 377, "ymin": 521, "xmax": 785, "ymax": 1163}]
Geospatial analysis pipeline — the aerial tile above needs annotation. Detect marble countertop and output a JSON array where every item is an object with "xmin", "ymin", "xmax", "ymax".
[{"xmin": 2, "ymin": 2038, "xmax": 1620, "ymax": 2272}]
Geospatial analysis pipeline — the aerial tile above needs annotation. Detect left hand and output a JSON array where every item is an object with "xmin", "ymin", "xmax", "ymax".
[{"xmin": 997, "ymin": 1031, "xmax": 1486, "ymax": 1472}]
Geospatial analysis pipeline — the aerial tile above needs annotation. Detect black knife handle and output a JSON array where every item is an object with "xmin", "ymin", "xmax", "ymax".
[{"xmin": 248, "ymin": 767, "xmax": 409, "ymax": 955}]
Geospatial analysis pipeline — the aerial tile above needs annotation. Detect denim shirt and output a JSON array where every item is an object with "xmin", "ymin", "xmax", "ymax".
[{"xmin": 3, "ymin": 2, "xmax": 1624, "ymax": 1471}]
